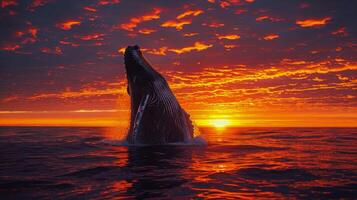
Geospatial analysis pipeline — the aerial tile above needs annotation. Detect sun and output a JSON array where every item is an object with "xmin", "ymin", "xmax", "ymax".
[{"xmin": 210, "ymin": 119, "xmax": 231, "ymax": 129}]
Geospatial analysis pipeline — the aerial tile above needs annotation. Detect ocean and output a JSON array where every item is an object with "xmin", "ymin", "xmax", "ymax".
[{"xmin": 0, "ymin": 127, "xmax": 356, "ymax": 199}]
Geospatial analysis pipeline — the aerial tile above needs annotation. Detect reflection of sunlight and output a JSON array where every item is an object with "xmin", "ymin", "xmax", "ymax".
[
  {"xmin": 104, "ymin": 126, "xmax": 127, "ymax": 140},
  {"xmin": 112, "ymin": 180, "xmax": 132, "ymax": 191}
]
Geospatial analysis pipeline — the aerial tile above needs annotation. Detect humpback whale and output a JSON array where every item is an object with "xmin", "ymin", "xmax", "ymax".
[{"xmin": 124, "ymin": 45, "xmax": 194, "ymax": 144}]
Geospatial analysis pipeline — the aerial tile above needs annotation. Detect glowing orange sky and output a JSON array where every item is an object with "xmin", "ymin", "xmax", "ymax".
[{"xmin": 0, "ymin": 0, "xmax": 356, "ymax": 127}]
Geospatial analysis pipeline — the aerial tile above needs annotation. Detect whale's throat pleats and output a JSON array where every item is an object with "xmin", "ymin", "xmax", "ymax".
[{"xmin": 131, "ymin": 94, "xmax": 150, "ymax": 143}]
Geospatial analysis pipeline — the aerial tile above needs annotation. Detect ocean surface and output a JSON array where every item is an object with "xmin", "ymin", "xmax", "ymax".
[{"xmin": 0, "ymin": 127, "xmax": 356, "ymax": 199}]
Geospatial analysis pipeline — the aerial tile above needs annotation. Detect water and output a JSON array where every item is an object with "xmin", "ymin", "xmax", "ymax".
[{"xmin": 0, "ymin": 127, "xmax": 356, "ymax": 199}]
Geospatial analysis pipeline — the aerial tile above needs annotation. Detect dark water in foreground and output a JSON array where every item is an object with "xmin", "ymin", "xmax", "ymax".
[{"xmin": 0, "ymin": 127, "xmax": 356, "ymax": 199}]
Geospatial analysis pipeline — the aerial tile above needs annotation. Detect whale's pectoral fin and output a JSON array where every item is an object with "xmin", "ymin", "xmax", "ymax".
[{"xmin": 131, "ymin": 94, "xmax": 150, "ymax": 143}]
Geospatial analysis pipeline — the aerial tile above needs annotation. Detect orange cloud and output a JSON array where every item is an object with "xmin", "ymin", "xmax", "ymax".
[
  {"xmin": 28, "ymin": 28, "xmax": 38, "ymax": 38},
  {"xmin": 161, "ymin": 20, "xmax": 192, "ymax": 30},
  {"xmin": 337, "ymin": 74, "xmax": 349, "ymax": 81},
  {"xmin": 256, "ymin": 15, "xmax": 269, "ymax": 21},
  {"xmin": 202, "ymin": 21, "xmax": 225, "ymax": 28},
  {"xmin": 117, "ymin": 47, "xmax": 125, "ymax": 54},
  {"xmin": 57, "ymin": 20, "xmax": 81, "ymax": 30},
  {"xmin": 263, "ymin": 34, "xmax": 279, "ymax": 40},
  {"xmin": 168, "ymin": 42, "xmax": 212, "ymax": 54},
  {"xmin": 224, "ymin": 44, "xmax": 237, "ymax": 50},
  {"xmin": 331, "ymin": 27, "xmax": 348, "ymax": 36},
  {"xmin": 1, "ymin": 44, "xmax": 20, "ymax": 51},
  {"xmin": 77, "ymin": 33, "xmax": 105, "ymax": 40},
  {"xmin": 183, "ymin": 32, "xmax": 198, "ymax": 37},
  {"xmin": 14, "ymin": 26, "xmax": 38, "ymax": 40},
  {"xmin": 161, "ymin": 9, "xmax": 203, "ymax": 31},
  {"xmin": 1, "ymin": 95, "xmax": 19, "ymax": 103},
  {"xmin": 220, "ymin": 1, "xmax": 230, "ymax": 8},
  {"xmin": 235, "ymin": 8, "xmax": 247, "ymax": 15},
  {"xmin": 118, "ymin": 42, "xmax": 212, "ymax": 55},
  {"xmin": 176, "ymin": 9, "xmax": 204, "ymax": 19},
  {"xmin": 138, "ymin": 28, "xmax": 156, "ymax": 34},
  {"xmin": 256, "ymin": 15, "xmax": 283, "ymax": 22},
  {"xmin": 59, "ymin": 40, "xmax": 79, "ymax": 47},
  {"xmin": 83, "ymin": 6, "xmax": 97, "ymax": 12},
  {"xmin": 296, "ymin": 17, "xmax": 331, "ymax": 27},
  {"xmin": 118, "ymin": 46, "xmax": 168, "ymax": 56},
  {"xmin": 28, "ymin": 81, "xmax": 126, "ymax": 100},
  {"xmin": 146, "ymin": 47, "xmax": 168, "ymax": 55},
  {"xmin": 97, "ymin": 0, "xmax": 120, "ymax": 6},
  {"xmin": 27, "ymin": 0, "xmax": 48, "ymax": 11},
  {"xmin": 217, "ymin": 34, "xmax": 241, "ymax": 40},
  {"xmin": 120, "ymin": 8, "xmax": 161, "ymax": 31},
  {"xmin": 1, "ymin": 0, "xmax": 17, "ymax": 8},
  {"xmin": 41, "ymin": 46, "xmax": 63, "ymax": 55}
]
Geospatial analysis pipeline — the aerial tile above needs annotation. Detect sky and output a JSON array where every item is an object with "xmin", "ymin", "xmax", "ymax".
[{"xmin": 0, "ymin": 0, "xmax": 356, "ymax": 127}]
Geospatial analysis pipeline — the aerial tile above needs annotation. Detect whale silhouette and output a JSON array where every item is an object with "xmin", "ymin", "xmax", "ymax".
[{"xmin": 124, "ymin": 45, "xmax": 194, "ymax": 144}]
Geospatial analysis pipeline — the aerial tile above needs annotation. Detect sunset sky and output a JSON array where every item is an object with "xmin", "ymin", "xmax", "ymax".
[{"xmin": 0, "ymin": 0, "xmax": 356, "ymax": 127}]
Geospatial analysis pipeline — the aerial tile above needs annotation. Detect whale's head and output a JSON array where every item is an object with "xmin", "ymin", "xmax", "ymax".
[{"xmin": 124, "ymin": 45, "xmax": 163, "ymax": 97}]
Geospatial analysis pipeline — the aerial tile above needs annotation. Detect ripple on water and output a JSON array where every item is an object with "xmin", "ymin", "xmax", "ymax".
[{"xmin": 0, "ymin": 127, "xmax": 356, "ymax": 199}]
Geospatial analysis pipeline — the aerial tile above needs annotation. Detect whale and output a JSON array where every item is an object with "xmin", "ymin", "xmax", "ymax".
[{"xmin": 124, "ymin": 45, "xmax": 194, "ymax": 144}]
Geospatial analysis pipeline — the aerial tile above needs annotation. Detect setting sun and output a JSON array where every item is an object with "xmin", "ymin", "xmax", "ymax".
[{"xmin": 209, "ymin": 119, "xmax": 231, "ymax": 128}]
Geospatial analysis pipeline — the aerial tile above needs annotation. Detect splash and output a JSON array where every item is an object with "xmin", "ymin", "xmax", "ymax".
[{"xmin": 101, "ymin": 135, "xmax": 207, "ymax": 146}]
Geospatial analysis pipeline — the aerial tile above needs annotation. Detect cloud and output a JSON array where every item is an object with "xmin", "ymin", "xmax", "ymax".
[
  {"xmin": 119, "ymin": 8, "xmax": 161, "ymax": 31},
  {"xmin": 161, "ymin": 20, "xmax": 192, "ymax": 30},
  {"xmin": 57, "ymin": 20, "xmax": 81, "ymax": 30},
  {"xmin": 168, "ymin": 42, "xmax": 212, "ymax": 54},
  {"xmin": 263, "ymin": 34, "xmax": 279, "ymax": 40},
  {"xmin": 97, "ymin": 0, "xmax": 120, "ymax": 6},
  {"xmin": 296, "ymin": 17, "xmax": 331, "ymax": 27},
  {"xmin": 256, "ymin": 15, "xmax": 283, "ymax": 22},
  {"xmin": 331, "ymin": 27, "xmax": 348, "ymax": 36},
  {"xmin": 224, "ymin": 44, "xmax": 237, "ymax": 50},
  {"xmin": 1, "ymin": 0, "xmax": 17, "ymax": 8},
  {"xmin": 138, "ymin": 28, "xmax": 156, "ymax": 34},
  {"xmin": 27, "ymin": 0, "xmax": 48, "ymax": 11},
  {"xmin": 235, "ymin": 8, "xmax": 247, "ymax": 15},
  {"xmin": 176, "ymin": 9, "xmax": 204, "ymax": 19},
  {"xmin": 117, "ymin": 42, "xmax": 212, "ymax": 55},
  {"xmin": 76, "ymin": 33, "xmax": 105, "ymax": 41},
  {"xmin": 1, "ymin": 44, "xmax": 20, "ymax": 51},
  {"xmin": 217, "ymin": 34, "xmax": 241, "ymax": 40},
  {"xmin": 1, "ymin": 95, "xmax": 19, "ymax": 103},
  {"xmin": 146, "ymin": 47, "xmax": 168, "ymax": 55},
  {"xmin": 41, "ymin": 46, "xmax": 63, "ymax": 55},
  {"xmin": 59, "ymin": 40, "xmax": 79, "ymax": 47},
  {"xmin": 29, "ymin": 87, "xmax": 120, "ymax": 100},
  {"xmin": 183, "ymin": 32, "xmax": 198, "ymax": 37},
  {"xmin": 83, "ymin": 6, "xmax": 97, "ymax": 12},
  {"xmin": 28, "ymin": 28, "xmax": 38, "ymax": 38},
  {"xmin": 161, "ymin": 9, "xmax": 203, "ymax": 31},
  {"xmin": 202, "ymin": 21, "xmax": 225, "ymax": 28}
]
